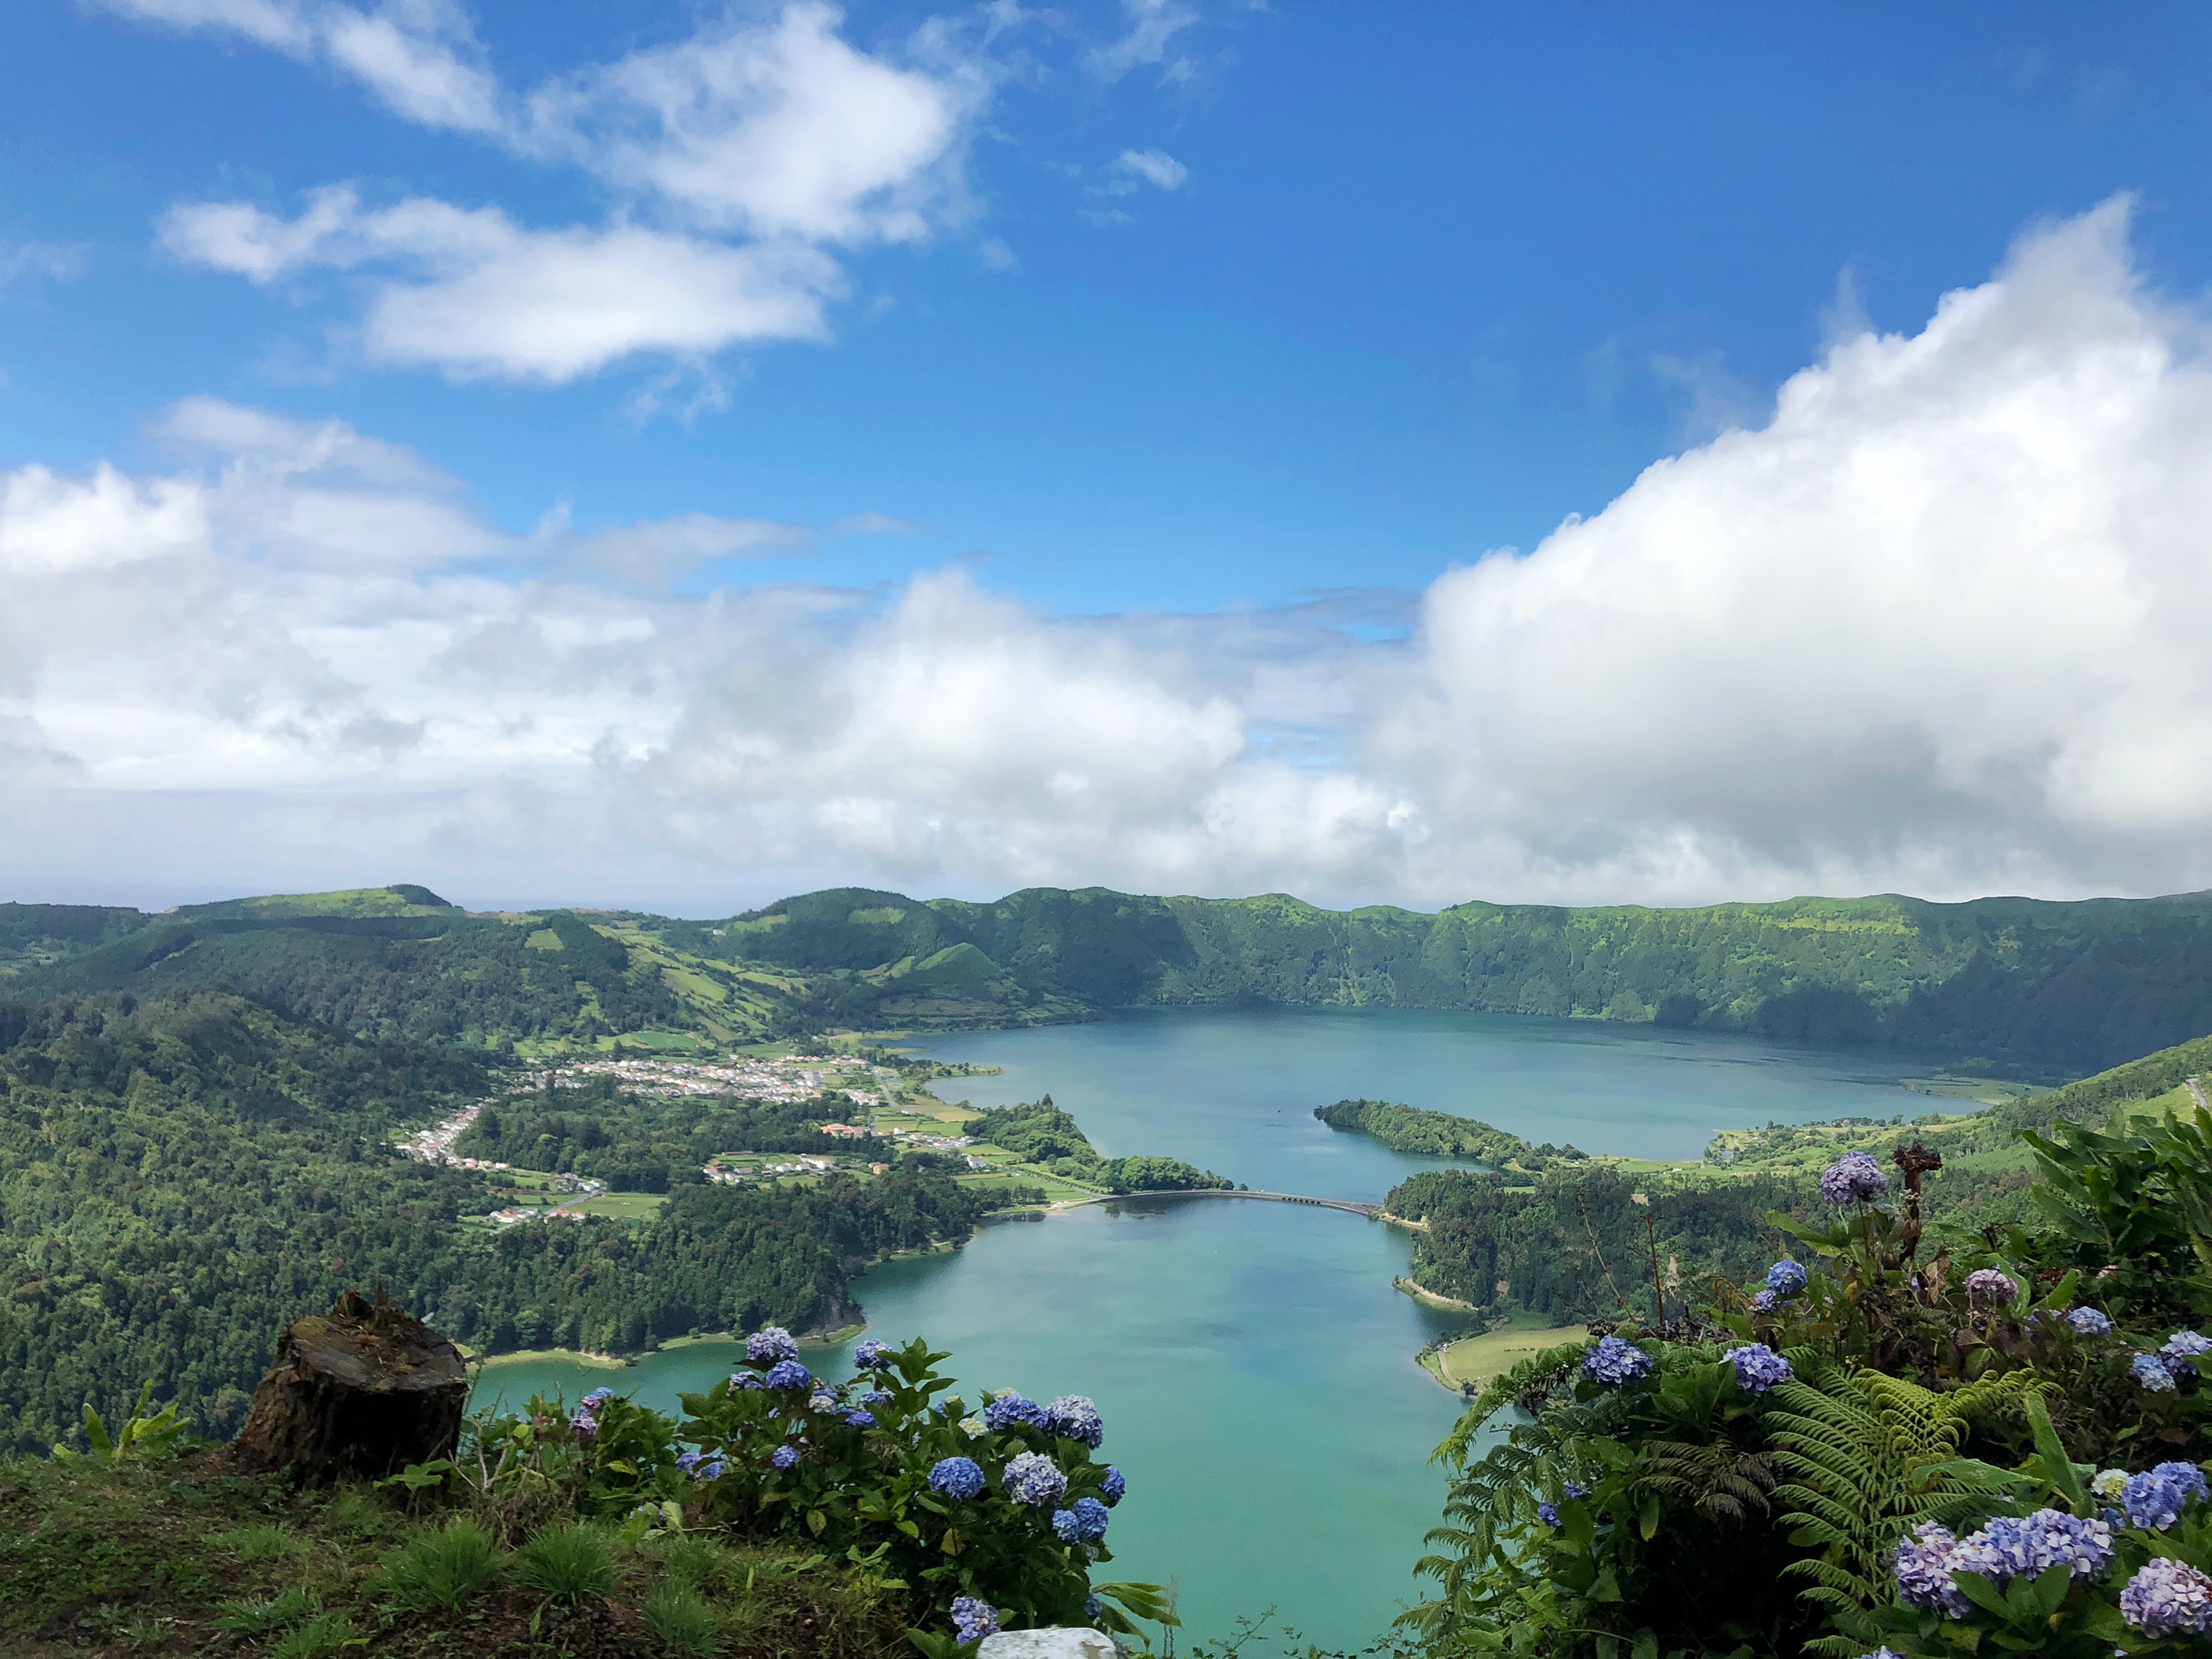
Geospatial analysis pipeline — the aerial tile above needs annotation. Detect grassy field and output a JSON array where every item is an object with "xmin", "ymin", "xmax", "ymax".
[
  {"xmin": 1422, "ymin": 1318, "xmax": 1589, "ymax": 1395},
  {"xmin": 563, "ymin": 1192, "xmax": 671, "ymax": 1221}
]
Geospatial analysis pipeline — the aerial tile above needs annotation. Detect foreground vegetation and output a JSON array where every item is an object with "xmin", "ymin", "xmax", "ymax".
[
  {"xmin": 0, "ymin": 1334, "xmax": 1171, "ymax": 1659},
  {"xmin": 1402, "ymin": 1053, "xmax": 2212, "ymax": 1657}
]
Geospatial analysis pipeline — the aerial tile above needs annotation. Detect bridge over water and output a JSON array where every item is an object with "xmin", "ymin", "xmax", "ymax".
[{"xmin": 1059, "ymin": 1187, "xmax": 1397, "ymax": 1221}]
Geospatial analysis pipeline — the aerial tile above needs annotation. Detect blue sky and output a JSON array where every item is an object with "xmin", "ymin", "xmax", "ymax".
[{"xmin": 5, "ymin": 3, "xmax": 2212, "ymax": 912}]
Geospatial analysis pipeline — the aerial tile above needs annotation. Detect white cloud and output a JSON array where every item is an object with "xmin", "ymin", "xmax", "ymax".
[
  {"xmin": 521, "ymin": 2, "xmax": 975, "ymax": 244},
  {"xmin": 1108, "ymin": 149, "xmax": 1188, "ymax": 193},
  {"xmin": 137, "ymin": 2, "xmax": 981, "ymax": 382},
  {"xmin": 163, "ymin": 193, "xmax": 841, "ymax": 380},
  {"xmin": 16, "ymin": 203, "xmax": 2212, "ymax": 910},
  {"xmin": 0, "ymin": 240, "xmax": 89, "ymax": 291},
  {"xmin": 1089, "ymin": 0, "xmax": 1198, "ymax": 82},
  {"xmin": 99, "ymin": 0, "xmax": 496, "ymax": 130}
]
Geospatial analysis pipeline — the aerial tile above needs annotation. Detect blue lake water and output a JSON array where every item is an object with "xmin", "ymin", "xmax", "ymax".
[{"xmin": 475, "ymin": 1006, "xmax": 1931, "ymax": 1650}]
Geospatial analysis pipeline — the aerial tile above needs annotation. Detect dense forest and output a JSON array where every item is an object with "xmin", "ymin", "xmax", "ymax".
[
  {"xmin": 13, "ymin": 880, "xmax": 2212, "ymax": 1070},
  {"xmin": 0, "ymin": 992, "xmax": 1031, "ymax": 1454},
  {"xmin": 1314, "ymin": 1097, "xmax": 1559, "ymax": 1165},
  {"xmin": 965, "ymin": 1096, "xmax": 1234, "ymax": 1193}
]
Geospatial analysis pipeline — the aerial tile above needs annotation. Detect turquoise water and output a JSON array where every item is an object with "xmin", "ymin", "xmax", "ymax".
[{"xmin": 474, "ymin": 1006, "xmax": 1927, "ymax": 1649}]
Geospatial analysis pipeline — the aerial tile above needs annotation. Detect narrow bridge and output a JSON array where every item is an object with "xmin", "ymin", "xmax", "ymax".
[{"xmin": 1062, "ymin": 1188, "xmax": 1386, "ymax": 1219}]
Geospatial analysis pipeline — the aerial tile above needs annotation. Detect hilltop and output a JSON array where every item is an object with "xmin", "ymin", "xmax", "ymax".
[{"xmin": 10, "ymin": 881, "xmax": 2212, "ymax": 1072}]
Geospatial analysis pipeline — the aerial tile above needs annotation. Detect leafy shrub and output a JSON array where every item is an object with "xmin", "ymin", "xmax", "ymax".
[
  {"xmin": 680, "ymin": 1332, "xmax": 1167, "ymax": 1644},
  {"xmin": 213, "ymin": 1522, "xmax": 310, "ymax": 1563},
  {"xmin": 514, "ymin": 1520, "xmax": 618, "ymax": 1603},
  {"xmin": 210, "ymin": 1586, "xmax": 321, "ymax": 1635},
  {"xmin": 266, "ymin": 1610, "xmax": 356, "ymax": 1659},
  {"xmin": 642, "ymin": 1578, "xmax": 722, "ymax": 1657},
  {"xmin": 373, "ymin": 1516, "xmax": 503, "ymax": 1612}
]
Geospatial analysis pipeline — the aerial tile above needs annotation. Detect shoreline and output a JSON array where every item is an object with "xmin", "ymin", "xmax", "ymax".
[{"xmin": 1394, "ymin": 1276, "xmax": 1477, "ymax": 1310}]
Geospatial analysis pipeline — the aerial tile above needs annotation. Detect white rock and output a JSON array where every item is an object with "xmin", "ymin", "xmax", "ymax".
[{"xmin": 978, "ymin": 1630, "xmax": 1116, "ymax": 1659}]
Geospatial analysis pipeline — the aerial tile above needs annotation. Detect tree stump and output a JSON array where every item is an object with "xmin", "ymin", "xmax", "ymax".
[{"xmin": 231, "ymin": 1289, "xmax": 468, "ymax": 1484}]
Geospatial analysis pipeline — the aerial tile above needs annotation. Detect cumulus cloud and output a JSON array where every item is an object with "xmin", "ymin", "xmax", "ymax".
[
  {"xmin": 1088, "ymin": 0, "xmax": 1198, "ymax": 83},
  {"xmin": 136, "ymin": 2, "xmax": 980, "ymax": 382},
  {"xmin": 13, "ymin": 202, "xmax": 2212, "ymax": 910}
]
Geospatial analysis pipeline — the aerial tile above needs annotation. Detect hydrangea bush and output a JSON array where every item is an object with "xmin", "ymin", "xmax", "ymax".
[{"xmin": 679, "ymin": 1331, "xmax": 1163, "ymax": 1643}]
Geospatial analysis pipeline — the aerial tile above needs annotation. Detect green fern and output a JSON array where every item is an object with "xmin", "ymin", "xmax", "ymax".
[{"xmin": 1767, "ymin": 1360, "xmax": 2029, "ymax": 1656}]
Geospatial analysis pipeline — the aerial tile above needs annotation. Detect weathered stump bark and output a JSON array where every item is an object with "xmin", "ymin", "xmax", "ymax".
[{"xmin": 231, "ymin": 1289, "xmax": 467, "ymax": 1484}]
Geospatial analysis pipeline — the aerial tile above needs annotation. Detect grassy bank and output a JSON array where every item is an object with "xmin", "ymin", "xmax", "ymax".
[{"xmin": 1421, "ymin": 1319, "xmax": 1589, "ymax": 1395}]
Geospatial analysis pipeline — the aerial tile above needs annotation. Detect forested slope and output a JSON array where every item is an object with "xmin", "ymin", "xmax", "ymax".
[{"xmin": 0, "ymin": 992, "xmax": 1025, "ymax": 1454}]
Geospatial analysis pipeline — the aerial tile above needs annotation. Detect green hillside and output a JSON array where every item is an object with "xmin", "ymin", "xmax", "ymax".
[
  {"xmin": 13, "ymin": 881, "xmax": 2212, "ymax": 1071},
  {"xmin": 686, "ymin": 884, "xmax": 2212, "ymax": 1074}
]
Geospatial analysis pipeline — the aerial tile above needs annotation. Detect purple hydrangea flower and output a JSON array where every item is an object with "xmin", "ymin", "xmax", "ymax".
[
  {"xmin": 1537, "ymin": 1501, "xmax": 1560, "ymax": 1528},
  {"xmin": 2132, "ymin": 1352, "xmax": 2180, "ymax": 1393},
  {"xmin": 1894, "ymin": 1522, "xmax": 1969, "ymax": 1616},
  {"xmin": 694, "ymin": 1457, "xmax": 726, "ymax": 1480},
  {"xmin": 1819, "ymin": 1152, "xmax": 1888, "ymax": 1204},
  {"xmin": 1044, "ymin": 1395, "xmax": 1104, "ymax": 1447},
  {"xmin": 2064, "ymin": 1307, "xmax": 2112, "ymax": 1337},
  {"xmin": 570, "ymin": 1409, "xmax": 600, "ymax": 1438},
  {"xmin": 1964, "ymin": 1269, "xmax": 2018, "ymax": 1304},
  {"xmin": 764, "ymin": 1360, "xmax": 812, "ymax": 1391},
  {"xmin": 844, "ymin": 1409, "xmax": 876, "ymax": 1429},
  {"xmin": 951, "ymin": 1597, "xmax": 1001, "ymax": 1645},
  {"xmin": 860, "ymin": 1389, "xmax": 895, "ymax": 1408},
  {"xmin": 1855, "ymin": 1650, "xmax": 1905, "ymax": 1659},
  {"xmin": 984, "ymin": 1391, "xmax": 1048, "ymax": 1431},
  {"xmin": 2121, "ymin": 1464, "xmax": 2209, "ymax": 1529},
  {"xmin": 730, "ymin": 1371, "xmax": 764, "ymax": 1391},
  {"xmin": 769, "ymin": 1444, "xmax": 799, "ymax": 1471},
  {"xmin": 582, "ymin": 1386, "xmax": 614, "ymax": 1404},
  {"xmin": 852, "ymin": 1338, "xmax": 892, "ymax": 1369},
  {"xmin": 2120, "ymin": 1557, "xmax": 2212, "ymax": 1638},
  {"xmin": 747, "ymin": 1326, "xmax": 799, "ymax": 1365},
  {"xmin": 1580, "ymin": 1335, "xmax": 1654, "ymax": 1386},
  {"xmin": 1003, "ymin": 1450, "xmax": 1067, "ymax": 1508},
  {"xmin": 1563, "ymin": 1479, "xmax": 1588, "ymax": 1499},
  {"xmin": 1766, "ymin": 1258, "xmax": 1808, "ymax": 1296},
  {"xmin": 1751, "ymin": 1289, "xmax": 1778, "ymax": 1313},
  {"xmin": 1099, "ymin": 1465, "xmax": 1126, "ymax": 1507},
  {"xmin": 1725, "ymin": 1343, "xmax": 1793, "ymax": 1394},
  {"xmin": 2161, "ymin": 1330, "xmax": 2212, "ymax": 1379},
  {"xmin": 675, "ymin": 1450, "xmax": 702, "ymax": 1472}
]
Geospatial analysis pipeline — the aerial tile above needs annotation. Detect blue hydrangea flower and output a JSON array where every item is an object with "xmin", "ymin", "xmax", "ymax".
[
  {"xmin": 1950, "ymin": 1510, "xmax": 2113, "ymax": 1586},
  {"xmin": 1068, "ymin": 1495, "xmax": 1110, "ymax": 1540},
  {"xmin": 1819, "ymin": 1152, "xmax": 1887, "ymax": 1204},
  {"xmin": 2161, "ymin": 1330, "xmax": 2212, "ymax": 1379},
  {"xmin": 843, "ymin": 1409, "xmax": 876, "ymax": 1429},
  {"xmin": 2132, "ymin": 1352, "xmax": 2180, "ymax": 1393},
  {"xmin": 764, "ymin": 1360, "xmax": 812, "ymax": 1392},
  {"xmin": 675, "ymin": 1450, "xmax": 702, "ymax": 1472},
  {"xmin": 1580, "ymin": 1334, "xmax": 1654, "ymax": 1386},
  {"xmin": 730, "ymin": 1371, "xmax": 764, "ymax": 1391},
  {"xmin": 852, "ymin": 1338, "xmax": 892, "ymax": 1369},
  {"xmin": 747, "ymin": 1326, "xmax": 799, "ymax": 1364},
  {"xmin": 769, "ymin": 1444, "xmax": 799, "ymax": 1471},
  {"xmin": 1563, "ymin": 1480, "xmax": 1588, "ymax": 1499},
  {"xmin": 582, "ymin": 1386, "xmax": 615, "ymax": 1404},
  {"xmin": 694, "ymin": 1458, "xmax": 726, "ymax": 1480},
  {"xmin": 1099, "ymin": 1465, "xmax": 1126, "ymax": 1507},
  {"xmin": 929, "ymin": 1456, "xmax": 986, "ymax": 1500},
  {"xmin": 860, "ymin": 1389, "xmax": 895, "ymax": 1408},
  {"xmin": 1751, "ymin": 1289, "xmax": 1778, "ymax": 1313},
  {"xmin": 1766, "ymin": 1258, "xmax": 1808, "ymax": 1296},
  {"xmin": 984, "ymin": 1391, "xmax": 1048, "ymax": 1431},
  {"xmin": 809, "ymin": 1391, "xmax": 840, "ymax": 1413},
  {"xmin": 1963, "ymin": 1268, "xmax": 2018, "ymax": 1304},
  {"xmin": 2065, "ymin": 1307, "xmax": 2112, "ymax": 1337},
  {"xmin": 569, "ymin": 1409, "xmax": 600, "ymax": 1439},
  {"xmin": 1537, "ymin": 1501, "xmax": 1560, "ymax": 1528},
  {"xmin": 1855, "ymin": 1650, "xmax": 1906, "ymax": 1659},
  {"xmin": 2120, "ymin": 1556, "xmax": 2212, "ymax": 1638},
  {"xmin": 1725, "ymin": 1343, "xmax": 1793, "ymax": 1394},
  {"xmin": 2121, "ymin": 1465, "xmax": 2208, "ymax": 1529},
  {"xmin": 950, "ymin": 1597, "xmax": 1001, "ymax": 1645},
  {"xmin": 1084, "ymin": 1594, "xmax": 1103, "ymax": 1623},
  {"xmin": 1003, "ymin": 1450, "xmax": 1067, "ymax": 1508},
  {"xmin": 1052, "ymin": 1508, "xmax": 1080, "ymax": 1541},
  {"xmin": 1045, "ymin": 1394, "xmax": 1105, "ymax": 1447},
  {"xmin": 1894, "ymin": 1522, "xmax": 1968, "ymax": 1616}
]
